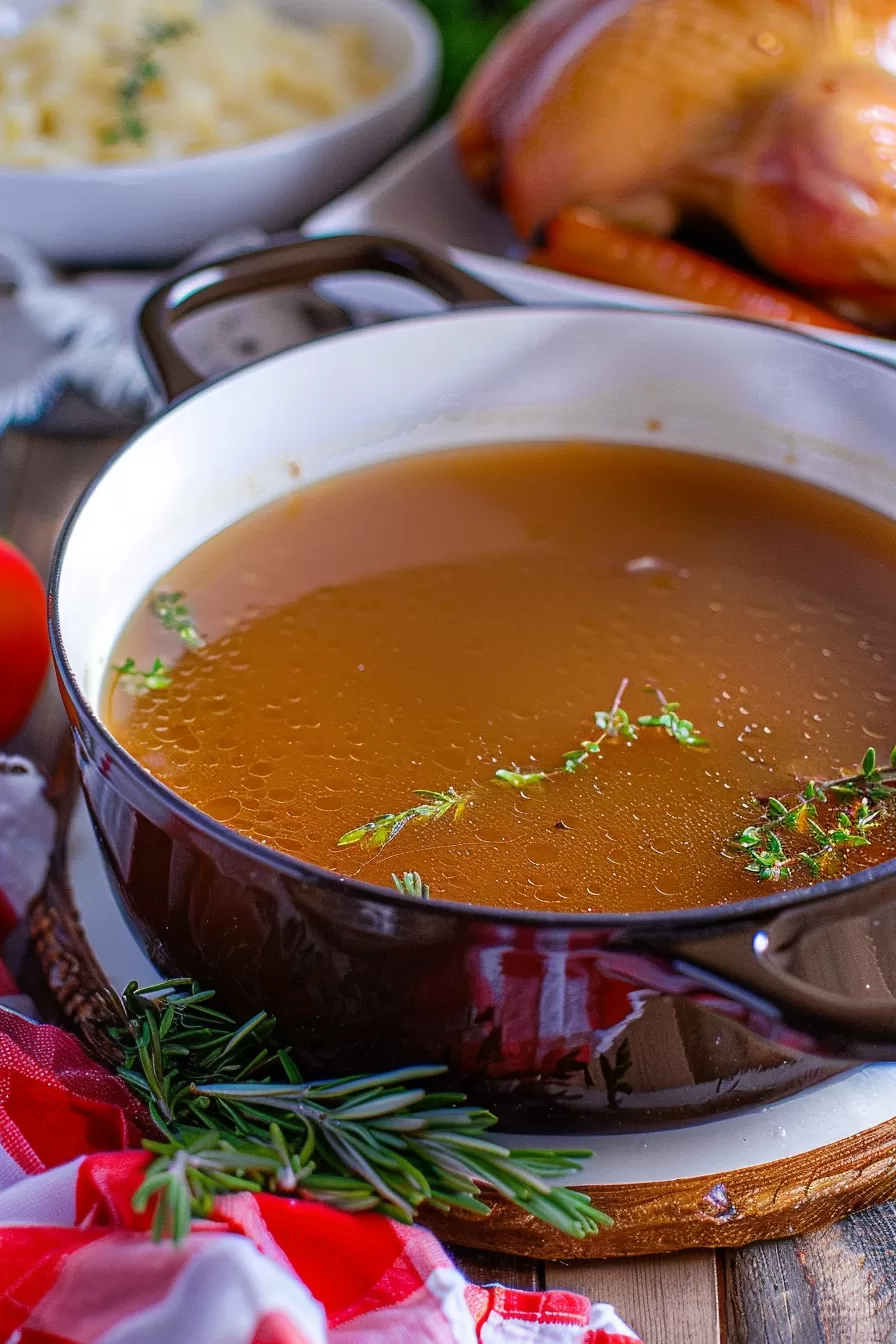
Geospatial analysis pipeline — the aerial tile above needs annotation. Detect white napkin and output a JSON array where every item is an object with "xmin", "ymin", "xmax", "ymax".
[
  {"xmin": 0, "ymin": 227, "xmax": 270, "ymax": 434},
  {"xmin": 0, "ymin": 755, "xmax": 55, "ymax": 917},
  {"xmin": 0, "ymin": 230, "xmax": 157, "ymax": 430}
]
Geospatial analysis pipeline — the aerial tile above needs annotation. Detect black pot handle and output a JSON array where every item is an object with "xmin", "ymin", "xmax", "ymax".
[
  {"xmin": 634, "ymin": 872, "xmax": 896, "ymax": 1060},
  {"xmin": 139, "ymin": 233, "xmax": 513, "ymax": 402}
]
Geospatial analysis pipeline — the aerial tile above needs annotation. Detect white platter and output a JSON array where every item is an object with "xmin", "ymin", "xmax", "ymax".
[{"xmin": 304, "ymin": 122, "xmax": 896, "ymax": 369}]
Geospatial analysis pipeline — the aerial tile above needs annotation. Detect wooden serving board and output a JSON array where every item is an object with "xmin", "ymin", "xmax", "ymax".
[{"xmin": 31, "ymin": 753, "xmax": 896, "ymax": 1261}]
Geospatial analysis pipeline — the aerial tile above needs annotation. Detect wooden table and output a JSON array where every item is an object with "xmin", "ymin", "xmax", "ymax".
[{"xmin": 6, "ymin": 425, "xmax": 896, "ymax": 1344}]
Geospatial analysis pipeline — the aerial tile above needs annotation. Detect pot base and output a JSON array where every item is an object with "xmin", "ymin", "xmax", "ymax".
[{"xmin": 31, "ymin": 765, "xmax": 896, "ymax": 1259}]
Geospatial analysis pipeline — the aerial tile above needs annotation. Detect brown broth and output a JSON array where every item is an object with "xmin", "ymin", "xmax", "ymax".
[{"xmin": 106, "ymin": 442, "xmax": 896, "ymax": 914}]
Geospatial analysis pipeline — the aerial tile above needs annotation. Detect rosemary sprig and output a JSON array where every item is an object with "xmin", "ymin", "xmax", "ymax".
[
  {"xmin": 338, "ymin": 788, "xmax": 470, "ymax": 850},
  {"xmin": 392, "ymin": 871, "xmax": 431, "ymax": 899},
  {"xmin": 104, "ymin": 979, "xmax": 608, "ymax": 1244},
  {"xmin": 731, "ymin": 745, "xmax": 896, "ymax": 881},
  {"xmin": 112, "ymin": 656, "xmax": 171, "ymax": 695},
  {"xmin": 101, "ymin": 18, "xmax": 195, "ymax": 146},
  {"xmin": 150, "ymin": 591, "xmax": 205, "ymax": 651}
]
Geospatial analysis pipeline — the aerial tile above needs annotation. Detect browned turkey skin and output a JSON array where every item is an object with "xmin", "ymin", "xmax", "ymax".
[{"xmin": 456, "ymin": 0, "xmax": 896, "ymax": 306}]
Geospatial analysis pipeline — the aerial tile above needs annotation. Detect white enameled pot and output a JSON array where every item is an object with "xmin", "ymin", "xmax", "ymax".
[{"xmin": 48, "ymin": 236, "xmax": 896, "ymax": 1130}]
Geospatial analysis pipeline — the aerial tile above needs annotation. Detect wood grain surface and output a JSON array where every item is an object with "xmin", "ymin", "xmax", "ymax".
[
  {"xmin": 725, "ymin": 1205, "xmax": 896, "ymax": 1343},
  {"xmin": 544, "ymin": 1253, "xmax": 722, "ymax": 1344},
  {"xmin": 5, "ymin": 424, "xmax": 896, "ymax": 1344}
]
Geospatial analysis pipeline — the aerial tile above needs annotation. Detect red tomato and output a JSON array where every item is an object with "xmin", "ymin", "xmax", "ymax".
[{"xmin": 0, "ymin": 539, "xmax": 49, "ymax": 742}]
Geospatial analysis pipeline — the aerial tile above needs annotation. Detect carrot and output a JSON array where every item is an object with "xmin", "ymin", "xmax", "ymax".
[{"xmin": 530, "ymin": 206, "xmax": 862, "ymax": 334}]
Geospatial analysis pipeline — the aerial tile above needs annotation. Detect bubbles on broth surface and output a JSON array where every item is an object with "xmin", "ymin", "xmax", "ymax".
[{"xmin": 106, "ymin": 443, "xmax": 896, "ymax": 913}]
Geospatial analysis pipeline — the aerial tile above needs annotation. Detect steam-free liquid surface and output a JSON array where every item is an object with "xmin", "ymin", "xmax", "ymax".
[{"xmin": 107, "ymin": 443, "xmax": 896, "ymax": 913}]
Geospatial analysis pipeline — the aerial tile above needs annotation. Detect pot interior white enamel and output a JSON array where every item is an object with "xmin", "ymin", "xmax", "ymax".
[{"xmin": 57, "ymin": 307, "xmax": 896, "ymax": 721}]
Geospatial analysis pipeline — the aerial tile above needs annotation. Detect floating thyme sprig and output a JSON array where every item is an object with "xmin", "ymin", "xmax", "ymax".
[
  {"xmin": 497, "ymin": 679, "xmax": 637, "ymax": 787},
  {"xmin": 339, "ymin": 682, "xmax": 707, "ymax": 852},
  {"xmin": 637, "ymin": 687, "xmax": 708, "ymax": 748},
  {"xmin": 392, "ymin": 871, "xmax": 431, "ymax": 899},
  {"xmin": 338, "ymin": 789, "xmax": 470, "ymax": 851},
  {"xmin": 112, "ymin": 592, "xmax": 203, "ymax": 699},
  {"xmin": 497, "ymin": 680, "xmax": 706, "ymax": 789},
  {"xmin": 101, "ymin": 18, "xmax": 195, "ymax": 146},
  {"xmin": 731, "ymin": 745, "xmax": 896, "ymax": 881},
  {"xmin": 104, "ymin": 979, "xmax": 607, "ymax": 1243},
  {"xmin": 150, "ymin": 590, "xmax": 206, "ymax": 650},
  {"xmin": 112, "ymin": 656, "xmax": 171, "ymax": 695}
]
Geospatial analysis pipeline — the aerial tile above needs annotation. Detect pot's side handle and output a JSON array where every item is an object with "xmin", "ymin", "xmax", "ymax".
[
  {"xmin": 138, "ymin": 233, "xmax": 513, "ymax": 402},
  {"xmin": 643, "ymin": 875, "xmax": 896, "ymax": 1060}
]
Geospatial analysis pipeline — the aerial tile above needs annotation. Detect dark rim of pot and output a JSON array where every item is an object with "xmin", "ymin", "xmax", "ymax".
[{"xmin": 47, "ymin": 303, "xmax": 896, "ymax": 931}]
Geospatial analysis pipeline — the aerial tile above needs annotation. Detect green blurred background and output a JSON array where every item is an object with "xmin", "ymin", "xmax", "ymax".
[{"xmin": 419, "ymin": 0, "xmax": 531, "ymax": 118}]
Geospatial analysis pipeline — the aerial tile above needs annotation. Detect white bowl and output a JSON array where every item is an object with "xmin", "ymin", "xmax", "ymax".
[{"xmin": 0, "ymin": 0, "xmax": 440, "ymax": 266}]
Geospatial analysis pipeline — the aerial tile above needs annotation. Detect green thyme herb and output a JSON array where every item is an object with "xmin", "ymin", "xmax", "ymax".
[
  {"xmin": 150, "ymin": 591, "xmax": 205, "ymax": 650},
  {"xmin": 391, "ymin": 871, "xmax": 431, "ymax": 899},
  {"xmin": 562, "ymin": 680, "xmax": 640, "ymax": 774},
  {"xmin": 496, "ymin": 679, "xmax": 635, "ymax": 788},
  {"xmin": 101, "ymin": 17, "xmax": 195, "ymax": 146},
  {"xmin": 494, "ymin": 769, "xmax": 551, "ymax": 788},
  {"xmin": 497, "ymin": 680, "xmax": 704, "ymax": 790},
  {"xmin": 339, "ymin": 681, "xmax": 707, "ymax": 853},
  {"xmin": 104, "ymin": 978, "xmax": 608, "ymax": 1243},
  {"xmin": 112, "ymin": 656, "xmax": 171, "ymax": 695},
  {"xmin": 637, "ymin": 687, "xmax": 708, "ymax": 748},
  {"xmin": 731, "ymin": 745, "xmax": 896, "ymax": 881},
  {"xmin": 338, "ymin": 789, "xmax": 470, "ymax": 851}
]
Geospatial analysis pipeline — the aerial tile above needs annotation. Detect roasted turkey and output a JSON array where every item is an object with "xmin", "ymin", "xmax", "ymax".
[{"xmin": 455, "ymin": 0, "xmax": 896, "ymax": 315}]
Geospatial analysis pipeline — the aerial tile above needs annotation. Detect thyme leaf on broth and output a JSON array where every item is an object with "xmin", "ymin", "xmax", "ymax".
[
  {"xmin": 112, "ymin": 657, "xmax": 171, "ymax": 695},
  {"xmin": 391, "ymin": 871, "xmax": 431, "ymax": 899},
  {"xmin": 731, "ymin": 745, "xmax": 896, "ymax": 881},
  {"xmin": 495, "ymin": 769, "xmax": 549, "ymax": 788},
  {"xmin": 560, "ymin": 739, "xmax": 610, "ymax": 775},
  {"xmin": 111, "ymin": 590, "xmax": 200, "ymax": 701},
  {"xmin": 338, "ymin": 788, "xmax": 470, "ymax": 851},
  {"xmin": 497, "ymin": 678, "xmax": 634, "ymax": 788},
  {"xmin": 338, "ymin": 680, "xmax": 709, "ymax": 853},
  {"xmin": 100, "ymin": 18, "xmax": 195, "ymax": 146},
  {"xmin": 497, "ymin": 680, "xmax": 703, "ymax": 790},
  {"xmin": 150, "ymin": 591, "xmax": 206, "ymax": 650},
  {"xmin": 637, "ymin": 687, "xmax": 708, "ymax": 748}
]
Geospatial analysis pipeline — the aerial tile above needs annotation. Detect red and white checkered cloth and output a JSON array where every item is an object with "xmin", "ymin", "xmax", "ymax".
[{"xmin": 0, "ymin": 758, "xmax": 641, "ymax": 1344}]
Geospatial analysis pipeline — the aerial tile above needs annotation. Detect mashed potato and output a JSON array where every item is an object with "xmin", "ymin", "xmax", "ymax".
[{"xmin": 0, "ymin": 0, "xmax": 392, "ymax": 167}]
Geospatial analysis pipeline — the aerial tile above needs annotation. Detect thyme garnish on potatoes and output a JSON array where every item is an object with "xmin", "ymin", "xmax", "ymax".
[
  {"xmin": 339, "ymin": 681, "xmax": 707, "ymax": 852},
  {"xmin": 731, "ymin": 745, "xmax": 896, "ymax": 881},
  {"xmin": 104, "ymin": 978, "xmax": 607, "ymax": 1243},
  {"xmin": 112, "ymin": 656, "xmax": 171, "ymax": 695},
  {"xmin": 150, "ymin": 590, "xmax": 206, "ymax": 650},
  {"xmin": 101, "ymin": 18, "xmax": 195, "ymax": 146}
]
